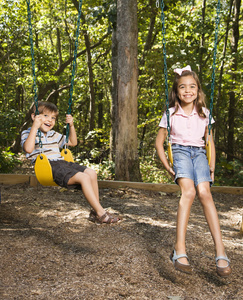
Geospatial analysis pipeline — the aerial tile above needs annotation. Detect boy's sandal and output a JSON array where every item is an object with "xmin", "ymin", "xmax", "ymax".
[
  {"xmin": 170, "ymin": 250, "xmax": 193, "ymax": 274},
  {"xmin": 88, "ymin": 209, "xmax": 97, "ymax": 223},
  {"xmin": 88, "ymin": 209, "xmax": 121, "ymax": 225},
  {"xmin": 216, "ymin": 256, "xmax": 232, "ymax": 277}
]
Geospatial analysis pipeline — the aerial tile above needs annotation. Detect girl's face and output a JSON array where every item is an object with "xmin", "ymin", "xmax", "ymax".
[{"xmin": 177, "ymin": 75, "xmax": 198, "ymax": 106}]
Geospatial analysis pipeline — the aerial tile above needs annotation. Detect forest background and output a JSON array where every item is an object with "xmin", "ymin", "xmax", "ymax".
[{"xmin": 0, "ymin": 0, "xmax": 242, "ymax": 187}]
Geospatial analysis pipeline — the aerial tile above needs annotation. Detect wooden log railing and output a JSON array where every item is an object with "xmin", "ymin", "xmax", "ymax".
[{"xmin": 0, "ymin": 174, "xmax": 242, "ymax": 195}]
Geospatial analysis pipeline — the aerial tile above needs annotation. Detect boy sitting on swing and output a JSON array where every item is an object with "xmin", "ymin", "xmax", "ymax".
[{"xmin": 21, "ymin": 101, "xmax": 121, "ymax": 224}]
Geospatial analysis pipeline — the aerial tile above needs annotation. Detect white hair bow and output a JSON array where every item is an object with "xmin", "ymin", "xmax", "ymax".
[{"xmin": 174, "ymin": 65, "xmax": 192, "ymax": 76}]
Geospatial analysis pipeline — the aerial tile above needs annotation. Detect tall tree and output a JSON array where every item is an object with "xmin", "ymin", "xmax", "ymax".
[{"xmin": 114, "ymin": 0, "xmax": 141, "ymax": 181}]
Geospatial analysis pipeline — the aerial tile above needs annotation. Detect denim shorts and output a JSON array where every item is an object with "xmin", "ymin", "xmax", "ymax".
[
  {"xmin": 172, "ymin": 144, "xmax": 212, "ymax": 187},
  {"xmin": 50, "ymin": 160, "xmax": 87, "ymax": 189}
]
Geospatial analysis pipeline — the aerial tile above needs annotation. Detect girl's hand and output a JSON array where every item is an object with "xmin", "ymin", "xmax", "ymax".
[
  {"xmin": 66, "ymin": 114, "xmax": 74, "ymax": 127},
  {"xmin": 167, "ymin": 167, "xmax": 175, "ymax": 179},
  {"xmin": 210, "ymin": 169, "xmax": 215, "ymax": 182}
]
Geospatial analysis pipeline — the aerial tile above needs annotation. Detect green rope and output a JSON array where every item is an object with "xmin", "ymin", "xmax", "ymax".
[
  {"xmin": 66, "ymin": 0, "xmax": 83, "ymax": 143},
  {"xmin": 26, "ymin": 0, "xmax": 42, "ymax": 148},
  {"xmin": 158, "ymin": 0, "xmax": 170, "ymax": 138},
  {"xmin": 208, "ymin": 0, "xmax": 221, "ymax": 135},
  {"xmin": 26, "ymin": 0, "xmax": 83, "ymax": 146},
  {"xmin": 158, "ymin": 0, "xmax": 221, "ymax": 137}
]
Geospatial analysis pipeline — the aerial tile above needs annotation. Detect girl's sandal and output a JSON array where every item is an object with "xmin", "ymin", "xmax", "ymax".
[
  {"xmin": 216, "ymin": 256, "xmax": 232, "ymax": 277},
  {"xmin": 170, "ymin": 250, "xmax": 193, "ymax": 274}
]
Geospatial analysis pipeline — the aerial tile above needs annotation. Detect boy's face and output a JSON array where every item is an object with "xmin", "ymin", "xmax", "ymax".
[{"xmin": 38, "ymin": 109, "xmax": 57, "ymax": 133}]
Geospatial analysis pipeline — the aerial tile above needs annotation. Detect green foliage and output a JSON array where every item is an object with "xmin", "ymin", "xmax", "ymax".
[
  {"xmin": 0, "ymin": 148, "xmax": 22, "ymax": 173},
  {"xmin": 140, "ymin": 159, "xmax": 174, "ymax": 184},
  {"xmin": 0, "ymin": 110, "xmax": 24, "ymax": 147},
  {"xmin": 214, "ymin": 158, "xmax": 243, "ymax": 187},
  {"xmin": 76, "ymin": 159, "xmax": 115, "ymax": 180},
  {"xmin": 0, "ymin": 0, "xmax": 242, "ymax": 186}
]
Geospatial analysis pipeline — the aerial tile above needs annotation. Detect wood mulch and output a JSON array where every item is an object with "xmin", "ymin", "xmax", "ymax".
[{"xmin": 0, "ymin": 179, "xmax": 242, "ymax": 299}]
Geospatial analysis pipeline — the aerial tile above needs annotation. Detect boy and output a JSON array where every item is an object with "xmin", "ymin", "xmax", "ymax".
[{"xmin": 21, "ymin": 101, "xmax": 120, "ymax": 224}]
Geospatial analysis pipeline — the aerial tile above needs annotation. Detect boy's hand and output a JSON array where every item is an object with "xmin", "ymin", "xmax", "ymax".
[
  {"xmin": 66, "ymin": 114, "xmax": 74, "ymax": 127},
  {"xmin": 32, "ymin": 114, "xmax": 44, "ymax": 129}
]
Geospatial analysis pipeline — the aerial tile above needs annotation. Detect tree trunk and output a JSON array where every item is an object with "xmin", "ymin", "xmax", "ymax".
[
  {"xmin": 81, "ymin": 16, "xmax": 95, "ymax": 132},
  {"xmin": 110, "ymin": 26, "xmax": 118, "ymax": 162},
  {"xmin": 115, "ymin": 0, "xmax": 141, "ymax": 181},
  {"xmin": 56, "ymin": 27, "xmax": 63, "ymax": 67},
  {"xmin": 227, "ymin": 0, "xmax": 241, "ymax": 162}
]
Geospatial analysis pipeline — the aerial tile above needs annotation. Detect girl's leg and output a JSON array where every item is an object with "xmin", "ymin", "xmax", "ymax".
[
  {"xmin": 67, "ymin": 171, "xmax": 106, "ymax": 217},
  {"xmin": 176, "ymin": 178, "xmax": 196, "ymax": 264},
  {"xmin": 197, "ymin": 182, "xmax": 228, "ymax": 267}
]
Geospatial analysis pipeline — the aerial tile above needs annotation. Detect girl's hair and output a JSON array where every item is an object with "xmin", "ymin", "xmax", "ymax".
[
  {"xmin": 32, "ymin": 101, "xmax": 59, "ymax": 116},
  {"xmin": 169, "ymin": 70, "xmax": 207, "ymax": 118}
]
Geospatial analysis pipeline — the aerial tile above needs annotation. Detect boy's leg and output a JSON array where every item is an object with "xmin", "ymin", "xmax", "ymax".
[
  {"xmin": 84, "ymin": 168, "xmax": 99, "ymax": 201},
  {"xmin": 197, "ymin": 182, "xmax": 228, "ymax": 268},
  {"xmin": 67, "ymin": 172, "xmax": 106, "ymax": 217},
  {"xmin": 176, "ymin": 178, "xmax": 196, "ymax": 264}
]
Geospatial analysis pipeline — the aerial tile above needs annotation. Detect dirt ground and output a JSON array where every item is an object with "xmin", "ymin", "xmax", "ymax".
[{"xmin": 0, "ymin": 171, "xmax": 242, "ymax": 299}]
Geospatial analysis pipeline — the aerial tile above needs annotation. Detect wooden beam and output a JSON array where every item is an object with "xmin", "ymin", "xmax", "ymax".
[
  {"xmin": 0, "ymin": 174, "xmax": 242, "ymax": 195},
  {"xmin": 98, "ymin": 180, "xmax": 243, "ymax": 195},
  {"xmin": 98, "ymin": 180, "xmax": 180, "ymax": 193},
  {"xmin": 0, "ymin": 174, "xmax": 38, "ymax": 187}
]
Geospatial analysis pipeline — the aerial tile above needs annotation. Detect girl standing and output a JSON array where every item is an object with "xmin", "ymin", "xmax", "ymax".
[{"xmin": 155, "ymin": 66, "xmax": 232, "ymax": 277}]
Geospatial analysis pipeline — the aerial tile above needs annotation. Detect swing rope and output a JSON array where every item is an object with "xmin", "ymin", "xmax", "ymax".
[
  {"xmin": 66, "ymin": 0, "xmax": 83, "ymax": 144},
  {"xmin": 208, "ymin": 0, "xmax": 221, "ymax": 136},
  {"xmin": 26, "ymin": 0, "xmax": 83, "ymax": 185},
  {"xmin": 26, "ymin": 0, "xmax": 42, "ymax": 149},
  {"xmin": 157, "ymin": 0, "xmax": 221, "ymax": 164},
  {"xmin": 26, "ymin": 0, "xmax": 83, "ymax": 146},
  {"xmin": 157, "ymin": 0, "xmax": 170, "ymax": 139}
]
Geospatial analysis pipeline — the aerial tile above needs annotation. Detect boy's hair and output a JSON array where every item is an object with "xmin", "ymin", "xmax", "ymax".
[
  {"xmin": 169, "ymin": 70, "xmax": 207, "ymax": 118},
  {"xmin": 32, "ymin": 101, "xmax": 59, "ymax": 116}
]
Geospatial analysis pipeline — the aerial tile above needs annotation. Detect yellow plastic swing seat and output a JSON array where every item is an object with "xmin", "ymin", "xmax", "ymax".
[
  {"xmin": 34, "ymin": 154, "xmax": 58, "ymax": 186},
  {"xmin": 205, "ymin": 140, "xmax": 211, "ymax": 165},
  {"xmin": 61, "ymin": 148, "xmax": 74, "ymax": 162},
  {"xmin": 168, "ymin": 142, "xmax": 211, "ymax": 166},
  {"xmin": 34, "ymin": 149, "xmax": 74, "ymax": 186},
  {"xmin": 168, "ymin": 142, "xmax": 173, "ymax": 165}
]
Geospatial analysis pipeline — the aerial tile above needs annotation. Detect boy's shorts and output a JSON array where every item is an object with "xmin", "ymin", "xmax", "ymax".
[
  {"xmin": 50, "ymin": 160, "xmax": 87, "ymax": 189},
  {"xmin": 172, "ymin": 144, "xmax": 212, "ymax": 187}
]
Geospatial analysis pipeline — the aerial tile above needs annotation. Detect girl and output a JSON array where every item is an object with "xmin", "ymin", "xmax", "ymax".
[{"xmin": 155, "ymin": 66, "xmax": 232, "ymax": 277}]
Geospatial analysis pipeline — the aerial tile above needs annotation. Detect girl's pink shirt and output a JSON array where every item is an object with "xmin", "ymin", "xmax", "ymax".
[{"xmin": 159, "ymin": 104, "xmax": 215, "ymax": 147}]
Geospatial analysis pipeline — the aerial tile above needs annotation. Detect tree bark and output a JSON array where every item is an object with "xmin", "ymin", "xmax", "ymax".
[
  {"xmin": 81, "ymin": 18, "xmax": 96, "ymax": 131},
  {"xmin": 110, "ymin": 26, "xmax": 118, "ymax": 162},
  {"xmin": 56, "ymin": 27, "xmax": 63, "ymax": 67},
  {"xmin": 115, "ymin": 0, "xmax": 141, "ymax": 181}
]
